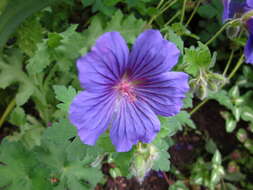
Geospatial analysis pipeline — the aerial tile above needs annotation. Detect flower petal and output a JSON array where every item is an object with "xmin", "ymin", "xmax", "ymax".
[
  {"xmin": 110, "ymin": 99, "xmax": 160, "ymax": 152},
  {"xmin": 222, "ymin": 0, "xmax": 248, "ymax": 22},
  {"xmin": 244, "ymin": 33, "xmax": 253, "ymax": 64},
  {"xmin": 247, "ymin": 0, "xmax": 253, "ymax": 7},
  {"xmin": 127, "ymin": 29, "xmax": 180, "ymax": 80},
  {"xmin": 77, "ymin": 32, "xmax": 129, "ymax": 92},
  {"xmin": 135, "ymin": 72, "xmax": 189, "ymax": 117},
  {"xmin": 222, "ymin": 0, "xmax": 231, "ymax": 21},
  {"xmin": 246, "ymin": 17, "xmax": 253, "ymax": 35},
  {"xmin": 69, "ymin": 91, "xmax": 115, "ymax": 145}
]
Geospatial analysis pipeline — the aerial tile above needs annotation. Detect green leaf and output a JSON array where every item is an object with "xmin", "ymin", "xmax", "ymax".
[
  {"xmin": 112, "ymin": 151, "xmax": 133, "ymax": 176},
  {"xmin": 96, "ymin": 133, "xmax": 115, "ymax": 152},
  {"xmin": 229, "ymin": 86, "xmax": 240, "ymax": 98},
  {"xmin": 208, "ymin": 90, "xmax": 234, "ymax": 110},
  {"xmin": 212, "ymin": 150, "xmax": 222, "ymax": 165},
  {"xmin": 205, "ymin": 139, "xmax": 217, "ymax": 154},
  {"xmin": 183, "ymin": 92, "xmax": 193, "ymax": 109},
  {"xmin": 226, "ymin": 119, "xmax": 237, "ymax": 133},
  {"xmin": 166, "ymin": 111, "xmax": 196, "ymax": 136},
  {"xmin": 0, "ymin": 0, "xmax": 62, "ymax": 48},
  {"xmin": 171, "ymin": 23, "xmax": 200, "ymax": 40},
  {"xmin": 26, "ymin": 40, "xmax": 51, "ymax": 75},
  {"xmin": 16, "ymin": 16, "xmax": 44, "ymax": 56},
  {"xmin": 0, "ymin": 140, "xmax": 52, "ymax": 190},
  {"xmin": 184, "ymin": 42, "xmax": 212, "ymax": 76},
  {"xmin": 9, "ymin": 106, "xmax": 26, "ymax": 126},
  {"xmin": 54, "ymin": 25, "xmax": 86, "ymax": 71},
  {"xmin": 241, "ymin": 106, "xmax": 253, "ymax": 122},
  {"xmin": 169, "ymin": 181, "xmax": 188, "ymax": 190},
  {"xmin": 0, "ymin": 0, "xmax": 8, "ymax": 15},
  {"xmin": 0, "ymin": 50, "xmax": 35, "ymax": 105},
  {"xmin": 79, "ymin": 10, "xmax": 145, "ymax": 55},
  {"xmin": 167, "ymin": 28, "xmax": 184, "ymax": 53},
  {"xmin": 7, "ymin": 122, "xmax": 44, "ymax": 149},
  {"xmin": 53, "ymin": 85, "xmax": 77, "ymax": 112},
  {"xmin": 35, "ymin": 118, "xmax": 103, "ymax": 190},
  {"xmin": 105, "ymin": 10, "xmax": 146, "ymax": 44},
  {"xmin": 152, "ymin": 138, "xmax": 172, "ymax": 171}
]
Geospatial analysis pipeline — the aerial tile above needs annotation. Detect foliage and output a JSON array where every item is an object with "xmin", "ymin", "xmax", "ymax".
[{"xmin": 0, "ymin": 0, "xmax": 253, "ymax": 189}]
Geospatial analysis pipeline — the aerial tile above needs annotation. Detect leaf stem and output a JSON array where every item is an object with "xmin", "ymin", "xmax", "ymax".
[
  {"xmin": 189, "ymin": 99, "xmax": 208, "ymax": 115},
  {"xmin": 205, "ymin": 19, "xmax": 239, "ymax": 45},
  {"xmin": 147, "ymin": 0, "xmax": 178, "ymax": 26},
  {"xmin": 157, "ymin": 0, "xmax": 165, "ymax": 9},
  {"xmin": 180, "ymin": 0, "xmax": 187, "ymax": 24},
  {"xmin": 227, "ymin": 54, "xmax": 244, "ymax": 80},
  {"xmin": 185, "ymin": 0, "xmax": 202, "ymax": 26},
  {"xmin": 0, "ymin": 97, "xmax": 16, "ymax": 128},
  {"xmin": 222, "ymin": 50, "xmax": 234, "ymax": 76},
  {"xmin": 165, "ymin": 10, "xmax": 181, "ymax": 26},
  {"xmin": 190, "ymin": 54, "xmax": 244, "ymax": 115}
]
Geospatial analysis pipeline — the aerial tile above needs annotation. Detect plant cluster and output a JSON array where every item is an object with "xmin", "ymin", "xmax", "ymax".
[{"xmin": 0, "ymin": 0, "xmax": 253, "ymax": 189}]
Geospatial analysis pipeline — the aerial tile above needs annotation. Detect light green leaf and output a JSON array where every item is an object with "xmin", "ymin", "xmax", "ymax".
[
  {"xmin": 184, "ymin": 42, "xmax": 212, "ymax": 76},
  {"xmin": 53, "ymin": 85, "xmax": 77, "ymax": 112},
  {"xmin": 0, "ymin": 50, "xmax": 35, "ymax": 105},
  {"xmin": 0, "ymin": 141, "xmax": 52, "ymax": 190},
  {"xmin": 0, "ymin": 0, "xmax": 62, "ymax": 48},
  {"xmin": 208, "ymin": 90, "xmax": 234, "ymax": 110},
  {"xmin": 9, "ymin": 106, "xmax": 26, "ymax": 126},
  {"xmin": 167, "ymin": 28, "xmax": 184, "ymax": 53},
  {"xmin": 16, "ymin": 16, "xmax": 44, "ymax": 56},
  {"xmin": 26, "ymin": 40, "xmax": 51, "ymax": 75},
  {"xmin": 152, "ymin": 138, "xmax": 172, "ymax": 171},
  {"xmin": 105, "ymin": 10, "xmax": 146, "ymax": 44},
  {"xmin": 241, "ymin": 106, "xmax": 253, "ymax": 122},
  {"xmin": 36, "ymin": 118, "xmax": 103, "ymax": 190}
]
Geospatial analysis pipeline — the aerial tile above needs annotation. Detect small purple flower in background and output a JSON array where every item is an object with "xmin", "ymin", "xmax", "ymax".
[
  {"xmin": 69, "ymin": 30, "xmax": 189, "ymax": 152},
  {"xmin": 222, "ymin": 0, "xmax": 253, "ymax": 64}
]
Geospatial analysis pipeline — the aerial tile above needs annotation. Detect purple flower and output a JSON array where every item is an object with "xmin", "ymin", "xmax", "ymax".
[
  {"xmin": 222, "ymin": 0, "xmax": 251, "ymax": 22},
  {"xmin": 69, "ymin": 30, "xmax": 189, "ymax": 152},
  {"xmin": 222, "ymin": 0, "xmax": 253, "ymax": 64}
]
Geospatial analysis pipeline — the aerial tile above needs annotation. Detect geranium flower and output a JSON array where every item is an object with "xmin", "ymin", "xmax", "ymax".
[
  {"xmin": 69, "ymin": 30, "xmax": 189, "ymax": 152},
  {"xmin": 222, "ymin": 0, "xmax": 253, "ymax": 64}
]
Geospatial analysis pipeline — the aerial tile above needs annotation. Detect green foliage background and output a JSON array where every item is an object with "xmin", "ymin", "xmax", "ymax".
[{"xmin": 0, "ymin": 0, "xmax": 253, "ymax": 189}]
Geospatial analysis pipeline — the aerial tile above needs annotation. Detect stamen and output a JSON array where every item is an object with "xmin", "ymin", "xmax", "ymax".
[{"xmin": 115, "ymin": 79, "xmax": 136, "ymax": 102}]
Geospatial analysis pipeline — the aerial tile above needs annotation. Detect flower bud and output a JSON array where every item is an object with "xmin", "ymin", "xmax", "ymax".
[
  {"xmin": 196, "ymin": 81, "xmax": 208, "ymax": 100},
  {"xmin": 227, "ymin": 161, "xmax": 239, "ymax": 173},
  {"xmin": 109, "ymin": 167, "xmax": 122, "ymax": 178},
  {"xmin": 226, "ymin": 25, "xmax": 241, "ymax": 40},
  {"xmin": 237, "ymin": 128, "xmax": 248, "ymax": 143},
  {"xmin": 130, "ymin": 143, "xmax": 159, "ymax": 182}
]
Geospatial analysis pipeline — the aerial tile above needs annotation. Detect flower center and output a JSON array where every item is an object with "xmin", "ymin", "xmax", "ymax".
[{"xmin": 115, "ymin": 79, "xmax": 136, "ymax": 102}]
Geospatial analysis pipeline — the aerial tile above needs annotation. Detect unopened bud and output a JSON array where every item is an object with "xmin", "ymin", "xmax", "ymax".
[
  {"xmin": 109, "ymin": 167, "xmax": 122, "ymax": 178},
  {"xmin": 227, "ymin": 161, "xmax": 239, "ymax": 173},
  {"xmin": 130, "ymin": 144, "xmax": 159, "ymax": 183},
  {"xmin": 237, "ymin": 129, "xmax": 248, "ymax": 143}
]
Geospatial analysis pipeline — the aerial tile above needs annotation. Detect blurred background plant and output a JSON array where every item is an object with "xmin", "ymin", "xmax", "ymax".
[{"xmin": 0, "ymin": 0, "xmax": 253, "ymax": 189}]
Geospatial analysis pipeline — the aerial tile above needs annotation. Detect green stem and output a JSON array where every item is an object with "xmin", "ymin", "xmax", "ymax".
[
  {"xmin": 180, "ymin": 0, "xmax": 187, "ymax": 24},
  {"xmin": 147, "ymin": 0, "xmax": 178, "ymax": 26},
  {"xmin": 157, "ymin": 0, "xmax": 165, "ymax": 9},
  {"xmin": 190, "ymin": 54, "xmax": 244, "ymax": 115},
  {"xmin": 227, "ymin": 54, "xmax": 244, "ymax": 80},
  {"xmin": 205, "ymin": 19, "xmax": 239, "ymax": 45},
  {"xmin": 0, "ymin": 98, "xmax": 16, "ymax": 128},
  {"xmin": 189, "ymin": 98, "xmax": 208, "ymax": 115},
  {"xmin": 186, "ymin": 0, "xmax": 202, "ymax": 26},
  {"xmin": 223, "ymin": 50, "xmax": 234, "ymax": 76},
  {"xmin": 165, "ymin": 10, "xmax": 181, "ymax": 26}
]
